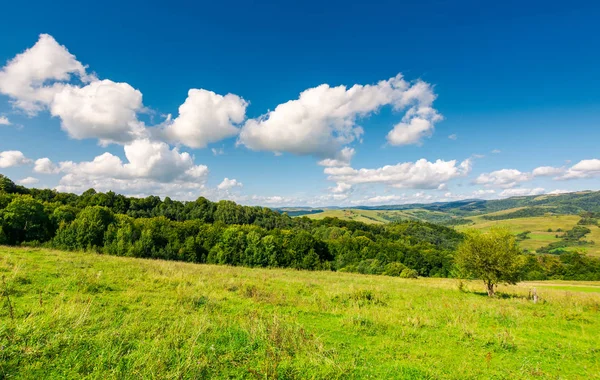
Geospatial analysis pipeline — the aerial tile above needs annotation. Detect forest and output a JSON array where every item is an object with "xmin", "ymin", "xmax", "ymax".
[{"xmin": 1, "ymin": 174, "xmax": 599, "ymax": 280}]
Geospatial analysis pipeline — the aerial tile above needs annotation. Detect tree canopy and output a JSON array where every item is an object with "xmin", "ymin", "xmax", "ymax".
[{"xmin": 455, "ymin": 227, "xmax": 525, "ymax": 296}]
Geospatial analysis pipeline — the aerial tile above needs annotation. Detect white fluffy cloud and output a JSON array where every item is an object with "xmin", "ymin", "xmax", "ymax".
[
  {"xmin": 474, "ymin": 169, "xmax": 531, "ymax": 188},
  {"xmin": 18, "ymin": 177, "xmax": 39, "ymax": 185},
  {"xmin": 50, "ymin": 80, "xmax": 146, "ymax": 144},
  {"xmin": 0, "ymin": 34, "xmax": 147, "ymax": 145},
  {"xmin": 325, "ymin": 158, "xmax": 471, "ymax": 190},
  {"xmin": 217, "ymin": 178, "xmax": 243, "ymax": 190},
  {"xmin": 559, "ymin": 159, "xmax": 600, "ymax": 180},
  {"xmin": 500, "ymin": 187, "xmax": 545, "ymax": 197},
  {"xmin": 386, "ymin": 106, "xmax": 442, "ymax": 146},
  {"xmin": 239, "ymin": 74, "xmax": 440, "ymax": 159},
  {"xmin": 55, "ymin": 139, "xmax": 208, "ymax": 195},
  {"xmin": 532, "ymin": 166, "xmax": 564, "ymax": 177},
  {"xmin": 0, "ymin": 116, "xmax": 11, "ymax": 125},
  {"xmin": 33, "ymin": 158, "xmax": 60, "ymax": 174},
  {"xmin": 0, "ymin": 34, "xmax": 91, "ymax": 114},
  {"xmin": 165, "ymin": 89, "xmax": 248, "ymax": 148},
  {"xmin": 0, "ymin": 150, "xmax": 32, "ymax": 168}
]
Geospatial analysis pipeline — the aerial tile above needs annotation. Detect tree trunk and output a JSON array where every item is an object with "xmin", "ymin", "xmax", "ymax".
[{"xmin": 486, "ymin": 281, "xmax": 495, "ymax": 297}]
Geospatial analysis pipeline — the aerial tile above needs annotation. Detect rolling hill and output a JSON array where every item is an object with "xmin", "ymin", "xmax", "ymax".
[{"xmin": 290, "ymin": 190, "xmax": 600, "ymax": 255}]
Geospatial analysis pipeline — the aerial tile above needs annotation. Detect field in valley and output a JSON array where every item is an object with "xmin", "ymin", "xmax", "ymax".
[
  {"xmin": 303, "ymin": 206, "xmax": 600, "ymax": 257},
  {"xmin": 1, "ymin": 246, "xmax": 599, "ymax": 379},
  {"xmin": 303, "ymin": 208, "xmax": 449, "ymax": 225},
  {"xmin": 458, "ymin": 211, "xmax": 600, "ymax": 257}
]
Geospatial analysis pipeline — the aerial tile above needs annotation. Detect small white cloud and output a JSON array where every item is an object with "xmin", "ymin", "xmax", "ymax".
[
  {"xmin": 500, "ymin": 188, "xmax": 545, "ymax": 197},
  {"xmin": 18, "ymin": 176, "xmax": 39, "ymax": 185},
  {"xmin": 532, "ymin": 166, "xmax": 564, "ymax": 177},
  {"xmin": 217, "ymin": 178, "xmax": 243, "ymax": 191},
  {"xmin": 0, "ymin": 150, "xmax": 32, "ymax": 168},
  {"xmin": 0, "ymin": 116, "xmax": 11, "ymax": 125},
  {"xmin": 33, "ymin": 158, "xmax": 60, "ymax": 174},
  {"xmin": 318, "ymin": 147, "xmax": 355, "ymax": 167},
  {"xmin": 329, "ymin": 182, "xmax": 352, "ymax": 194},
  {"xmin": 212, "ymin": 147, "xmax": 225, "ymax": 156},
  {"xmin": 491, "ymin": 149, "xmax": 501, "ymax": 154},
  {"xmin": 474, "ymin": 169, "xmax": 530, "ymax": 188},
  {"xmin": 448, "ymin": 134, "xmax": 457, "ymax": 140}
]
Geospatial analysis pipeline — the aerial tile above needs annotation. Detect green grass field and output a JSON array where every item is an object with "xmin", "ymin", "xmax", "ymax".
[
  {"xmin": 1, "ymin": 247, "xmax": 599, "ymax": 379},
  {"xmin": 304, "ymin": 209, "xmax": 392, "ymax": 224},
  {"xmin": 457, "ymin": 212, "xmax": 600, "ymax": 256},
  {"xmin": 304, "ymin": 207, "xmax": 600, "ymax": 256},
  {"xmin": 303, "ymin": 208, "xmax": 448, "ymax": 225}
]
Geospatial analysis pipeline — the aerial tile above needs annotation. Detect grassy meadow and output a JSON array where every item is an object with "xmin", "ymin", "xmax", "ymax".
[
  {"xmin": 458, "ymin": 212, "xmax": 600, "ymax": 257},
  {"xmin": 303, "ymin": 208, "xmax": 447, "ymax": 225},
  {"xmin": 1, "ymin": 246, "xmax": 600, "ymax": 379},
  {"xmin": 304, "ymin": 206, "xmax": 600, "ymax": 257}
]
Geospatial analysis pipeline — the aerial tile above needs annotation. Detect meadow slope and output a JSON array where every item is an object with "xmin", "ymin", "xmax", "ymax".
[{"xmin": 1, "ymin": 247, "xmax": 600, "ymax": 379}]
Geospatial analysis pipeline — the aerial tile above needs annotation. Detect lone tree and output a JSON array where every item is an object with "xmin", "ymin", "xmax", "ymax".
[{"xmin": 455, "ymin": 227, "xmax": 524, "ymax": 297}]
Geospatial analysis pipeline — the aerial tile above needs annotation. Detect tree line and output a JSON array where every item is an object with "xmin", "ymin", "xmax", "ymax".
[{"xmin": 1, "ymin": 174, "xmax": 599, "ymax": 281}]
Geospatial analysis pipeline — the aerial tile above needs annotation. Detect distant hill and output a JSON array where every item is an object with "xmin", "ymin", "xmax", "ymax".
[
  {"xmin": 295, "ymin": 190, "xmax": 600, "ymax": 256},
  {"xmin": 353, "ymin": 190, "xmax": 600, "ymax": 215},
  {"xmin": 294, "ymin": 190, "xmax": 600, "ymax": 225}
]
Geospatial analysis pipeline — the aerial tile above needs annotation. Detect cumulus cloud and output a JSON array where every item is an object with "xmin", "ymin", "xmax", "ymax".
[
  {"xmin": 500, "ymin": 187, "xmax": 545, "ymax": 197},
  {"xmin": 18, "ymin": 176, "xmax": 39, "ymax": 185},
  {"xmin": 0, "ymin": 34, "xmax": 147, "ymax": 145},
  {"xmin": 474, "ymin": 169, "xmax": 531, "ymax": 188},
  {"xmin": 0, "ymin": 34, "xmax": 91, "ymax": 114},
  {"xmin": 0, "ymin": 116, "xmax": 11, "ymax": 125},
  {"xmin": 165, "ymin": 89, "xmax": 248, "ymax": 148},
  {"xmin": 325, "ymin": 158, "xmax": 471, "ymax": 190},
  {"xmin": 33, "ymin": 158, "xmax": 60, "ymax": 174},
  {"xmin": 0, "ymin": 150, "xmax": 32, "ymax": 168},
  {"xmin": 50, "ymin": 80, "xmax": 146, "ymax": 144},
  {"xmin": 217, "ymin": 178, "xmax": 243, "ymax": 190},
  {"xmin": 491, "ymin": 149, "xmax": 501, "ymax": 154},
  {"xmin": 532, "ymin": 166, "xmax": 564, "ymax": 177},
  {"xmin": 386, "ymin": 106, "xmax": 442, "ymax": 146},
  {"xmin": 448, "ymin": 134, "xmax": 457, "ymax": 140},
  {"xmin": 558, "ymin": 159, "xmax": 600, "ymax": 180},
  {"xmin": 239, "ymin": 74, "xmax": 441, "ymax": 159},
  {"xmin": 55, "ymin": 139, "xmax": 208, "ymax": 196}
]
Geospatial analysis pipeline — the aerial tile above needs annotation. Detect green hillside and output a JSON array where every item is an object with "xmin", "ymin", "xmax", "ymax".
[{"xmin": 2, "ymin": 246, "xmax": 599, "ymax": 379}]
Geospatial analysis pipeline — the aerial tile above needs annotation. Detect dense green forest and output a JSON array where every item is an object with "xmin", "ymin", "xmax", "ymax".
[{"xmin": 1, "ymin": 174, "xmax": 599, "ymax": 280}]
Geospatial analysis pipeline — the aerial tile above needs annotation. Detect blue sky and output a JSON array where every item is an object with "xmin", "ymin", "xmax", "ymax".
[{"xmin": 0, "ymin": 0, "xmax": 599, "ymax": 206}]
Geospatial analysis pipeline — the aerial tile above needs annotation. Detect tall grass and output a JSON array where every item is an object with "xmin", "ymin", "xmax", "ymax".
[{"xmin": 1, "ymin": 246, "xmax": 599, "ymax": 379}]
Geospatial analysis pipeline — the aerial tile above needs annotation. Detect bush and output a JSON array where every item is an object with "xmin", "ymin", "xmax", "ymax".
[
  {"xmin": 400, "ymin": 268, "xmax": 418, "ymax": 278},
  {"xmin": 383, "ymin": 262, "xmax": 408, "ymax": 277}
]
